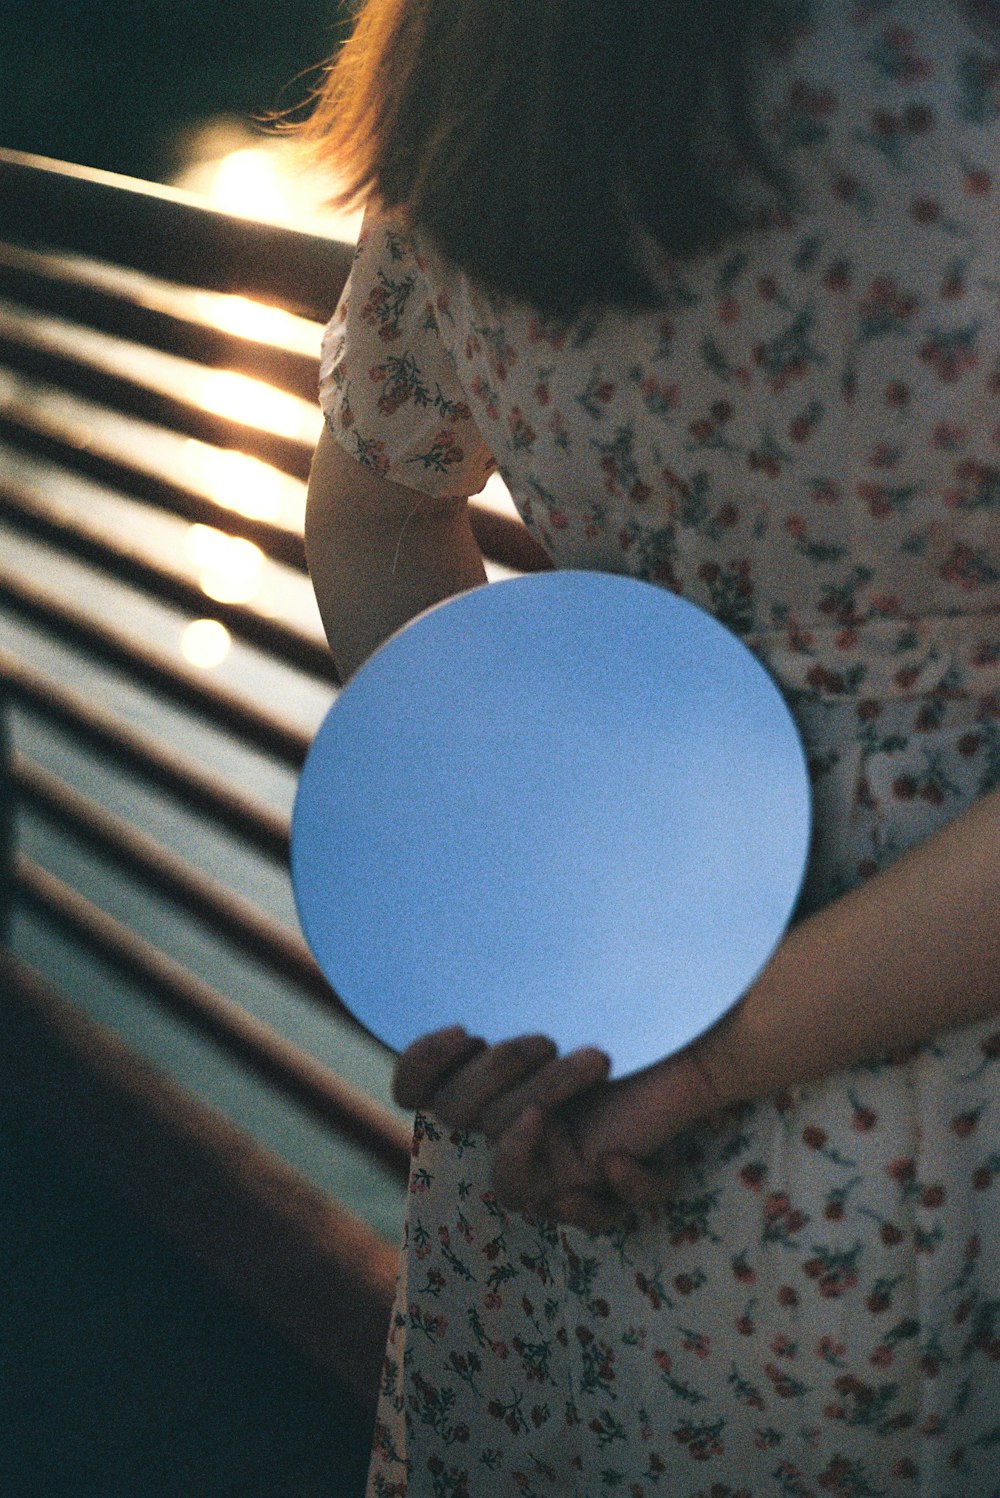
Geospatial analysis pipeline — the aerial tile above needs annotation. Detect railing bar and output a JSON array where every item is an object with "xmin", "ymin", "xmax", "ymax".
[
  {"xmin": 0, "ymin": 480, "xmax": 339, "ymax": 684},
  {"xmin": 0, "ymin": 568, "xmax": 315, "ymax": 768},
  {"xmin": 0, "ymin": 402, "xmax": 548, "ymax": 576},
  {"xmin": 0, "ymin": 651, "xmax": 290, "ymax": 861},
  {"xmin": 9, "ymin": 751, "xmax": 337, "ymax": 1006},
  {"xmin": 11, "ymin": 853, "xmax": 412, "ymax": 1181},
  {"xmin": 0, "ymin": 325, "xmax": 315, "ymax": 482},
  {"xmin": 0, "ymin": 243, "xmax": 323, "ymax": 401},
  {"xmin": 0, "ymin": 405, "xmax": 309, "ymax": 571},
  {"xmin": 0, "ymin": 149, "xmax": 353, "ymax": 323}
]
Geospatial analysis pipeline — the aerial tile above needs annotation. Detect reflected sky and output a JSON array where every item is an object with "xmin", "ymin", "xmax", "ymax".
[{"xmin": 292, "ymin": 572, "xmax": 812, "ymax": 1080}]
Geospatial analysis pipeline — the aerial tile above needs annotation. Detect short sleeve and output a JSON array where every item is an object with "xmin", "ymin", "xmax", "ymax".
[{"xmin": 318, "ymin": 205, "xmax": 497, "ymax": 498}]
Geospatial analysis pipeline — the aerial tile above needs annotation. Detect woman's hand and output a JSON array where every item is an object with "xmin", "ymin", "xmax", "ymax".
[
  {"xmin": 392, "ymin": 1026, "xmax": 607, "ymax": 1129},
  {"xmin": 491, "ymin": 1044, "xmax": 722, "ymax": 1229},
  {"xmin": 392, "ymin": 1027, "xmax": 633, "ymax": 1227},
  {"xmin": 392, "ymin": 1027, "xmax": 715, "ymax": 1230}
]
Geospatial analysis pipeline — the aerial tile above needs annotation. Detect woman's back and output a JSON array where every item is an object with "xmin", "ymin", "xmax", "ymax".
[
  {"xmin": 322, "ymin": 0, "xmax": 1000, "ymax": 912},
  {"xmin": 312, "ymin": 0, "xmax": 1000, "ymax": 1488}
]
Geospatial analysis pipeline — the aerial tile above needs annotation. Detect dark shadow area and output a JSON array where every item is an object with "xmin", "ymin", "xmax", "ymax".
[
  {"xmin": 0, "ymin": 1105, "xmax": 375, "ymax": 1498},
  {"xmin": 0, "ymin": 0, "xmax": 347, "ymax": 182}
]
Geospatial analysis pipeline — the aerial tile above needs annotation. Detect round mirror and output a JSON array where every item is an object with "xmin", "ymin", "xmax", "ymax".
[{"xmin": 291, "ymin": 571, "xmax": 812, "ymax": 1079}]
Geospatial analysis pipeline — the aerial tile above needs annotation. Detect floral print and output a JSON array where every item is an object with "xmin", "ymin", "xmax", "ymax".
[{"xmin": 317, "ymin": 0, "xmax": 1000, "ymax": 1490}]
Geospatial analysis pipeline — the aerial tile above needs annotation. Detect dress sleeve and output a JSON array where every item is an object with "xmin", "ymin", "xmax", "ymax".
[{"xmin": 318, "ymin": 205, "xmax": 498, "ymax": 498}]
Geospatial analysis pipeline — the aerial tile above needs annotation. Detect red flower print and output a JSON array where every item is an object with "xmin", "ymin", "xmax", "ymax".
[
  {"xmin": 853, "ymin": 1106, "xmax": 878, "ymax": 1130},
  {"xmin": 921, "ymin": 1183, "xmax": 946, "ymax": 1209},
  {"xmin": 952, "ymin": 1108, "xmax": 981, "ymax": 1136},
  {"xmin": 887, "ymin": 1156, "xmax": 916, "ymax": 1182},
  {"xmin": 733, "ymin": 1255, "xmax": 756, "ymax": 1284},
  {"xmin": 965, "ymin": 168, "xmax": 992, "ymax": 195},
  {"xmin": 802, "ymin": 1125, "xmax": 827, "ymax": 1149},
  {"xmin": 740, "ymin": 1161, "xmax": 766, "ymax": 1192},
  {"xmin": 911, "ymin": 196, "xmax": 940, "ymax": 225},
  {"xmin": 904, "ymin": 103, "xmax": 934, "ymax": 132}
]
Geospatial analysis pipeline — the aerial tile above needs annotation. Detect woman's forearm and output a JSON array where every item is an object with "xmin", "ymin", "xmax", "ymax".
[
  {"xmin": 697, "ymin": 784, "xmax": 1000, "ymax": 1109},
  {"xmin": 305, "ymin": 426, "xmax": 487, "ymax": 681}
]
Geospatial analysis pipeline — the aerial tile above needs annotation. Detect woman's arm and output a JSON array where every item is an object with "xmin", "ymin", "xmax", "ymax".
[
  {"xmin": 481, "ymin": 780, "xmax": 1000, "ymax": 1220},
  {"xmin": 305, "ymin": 424, "xmax": 487, "ymax": 681},
  {"xmin": 696, "ymin": 780, "xmax": 1000, "ymax": 1109},
  {"xmin": 543, "ymin": 782, "xmax": 1000, "ymax": 1186}
]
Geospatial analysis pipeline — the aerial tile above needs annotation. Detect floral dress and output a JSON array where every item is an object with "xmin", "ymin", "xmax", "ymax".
[{"xmin": 317, "ymin": 0, "xmax": 1000, "ymax": 1490}]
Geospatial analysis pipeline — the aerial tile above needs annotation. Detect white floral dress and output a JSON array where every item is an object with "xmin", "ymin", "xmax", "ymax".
[{"xmin": 318, "ymin": 0, "xmax": 1000, "ymax": 1490}]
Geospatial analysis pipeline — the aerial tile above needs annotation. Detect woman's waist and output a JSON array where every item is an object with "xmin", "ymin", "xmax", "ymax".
[{"xmin": 743, "ymin": 608, "xmax": 1000, "ymax": 712}]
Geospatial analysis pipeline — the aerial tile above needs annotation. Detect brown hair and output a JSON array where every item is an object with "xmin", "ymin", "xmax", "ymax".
[{"xmin": 296, "ymin": 0, "xmax": 805, "ymax": 322}]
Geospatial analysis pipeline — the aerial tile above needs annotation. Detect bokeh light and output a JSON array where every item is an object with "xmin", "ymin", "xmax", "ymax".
[{"xmin": 181, "ymin": 617, "xmax": 232, "ymax": 668}]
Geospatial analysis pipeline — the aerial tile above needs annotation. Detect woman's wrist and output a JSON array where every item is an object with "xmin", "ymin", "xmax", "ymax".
[{"xmin": 685, "ymin": 785, "xmax": 1000, "ymax": 1111}]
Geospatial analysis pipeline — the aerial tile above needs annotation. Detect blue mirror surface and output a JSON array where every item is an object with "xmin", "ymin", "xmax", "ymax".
[{"xmin": 291, "ymin": 571, "xmax": 811, "ymax": 1079}]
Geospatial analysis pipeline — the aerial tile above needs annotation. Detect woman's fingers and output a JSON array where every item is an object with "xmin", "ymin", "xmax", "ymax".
[
  {"xmin": 602, "ymin": 1151, "xmax": 678, "ymax": 1210},
  {"xmin": 549, "ymin": 1191, "xmax": 629, "ymax": 1234},
  {"xmin": 478, "ymin": 1046, "xmax": 611, "ymax": 1143},
  {"xmin": 392, "ymin": 1027, "xmax": 489, "ymax": 1109},
  {"xmin": 427, "ymin": 1033, "xmax": 563, "ymax": 1129},
  {"xmin": 489, "ymin": 1104, "xmax": 548, "ymax": 1211},
  {"xmin": 489, "ymin": 1107, "xmax": 628, "ymax": 1233}
]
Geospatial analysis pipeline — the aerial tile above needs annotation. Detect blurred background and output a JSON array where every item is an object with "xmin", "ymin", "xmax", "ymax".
[
  {"xmin": 0, "ymin": 0, "xmax": 360, "ymax": 230},
  {"xmin": 0, "ymin": 4, "xmax": 393, "ymax": 1494}
]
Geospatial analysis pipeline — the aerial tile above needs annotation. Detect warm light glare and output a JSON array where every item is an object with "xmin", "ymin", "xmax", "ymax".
[
  {"xmin": 182, "ymin": 441, "xmax": 292, "ymax": 522},
  {"xmin": 198, "ymin": 368, "xmax": 317, "ymax": 440},
  {"xmin": 173, "ymin": 129, "xmax": 366, "ymax": 240},
  {"xmin": 186, "ymin": 524, "xmax": 264, "ymax": 604},
  {"xmin": 192, "ymin": 292, "xmax": 311, "ymax": 346},
  {"xmin": 211, "ymin": 148, "xmax": 293, "ymax": 220},
  {"xmin": 181, "ymin": 618, "xmax": 231, "ymax": 668}
]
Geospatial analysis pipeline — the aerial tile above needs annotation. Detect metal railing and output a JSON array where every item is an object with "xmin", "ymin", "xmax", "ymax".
[{"xmin": 0, "ymin": 151, "xmax": 543, "ymax": 1215}]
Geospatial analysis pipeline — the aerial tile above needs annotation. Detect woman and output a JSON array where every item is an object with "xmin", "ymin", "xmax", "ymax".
[{"xmin": 300, "ymin": 0, "xmax": 1000, "ymax": 1489}]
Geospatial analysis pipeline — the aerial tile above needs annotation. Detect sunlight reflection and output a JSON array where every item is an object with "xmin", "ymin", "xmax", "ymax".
[
  {"xmin": 181, "ymin": 440, "xmax": 302, "ymax": 523},
  {"xmin": 186, "ymin": 524, "xmax": 264, "ymax": 604},
  {"xmin": 210, "ymin": 147, "xmax": 293, "ymax": 220},
  {"xmin": 193, "ymin": 292, "xmax": 315, "ymax": 346},
  {"xmin": 197, "ymin": 368, "xmax": 319, "ymax": 441},
  {"xmin": 181, "ymin": 617, "xmax": 231, "ymax": 668},
  {"xmin": 172, "ymin": 119, "xmax": 365, "ymax": 241}
]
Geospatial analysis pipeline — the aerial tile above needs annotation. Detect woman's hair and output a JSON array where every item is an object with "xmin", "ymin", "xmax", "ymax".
[{"xmin": 296, "ymin": 0, "xmax": 806, "ymax": 322}]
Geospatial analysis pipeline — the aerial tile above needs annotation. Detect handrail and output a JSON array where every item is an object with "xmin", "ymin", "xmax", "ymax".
[
  {"xmin": 0, "ymin": 300, "xmax": 318, "ymax": 480},
  {"xmin": 10, "ymin": 752, "xmax": 335, "ymax": 1005},
  {"xmin": 0, "ymin": 242, "xmax": 324, "ymax": 402},
  {"xmin": 0, "ymin": 945, "xmax": 400, "ymax": 1402},
  {"xmin": 0, "ymin": 568, "xmax": 316, "ymax": 768},
  {"xmin": 0, "ymin": 148, "xmax": 354, "ymax": 324},
  {"xmin": 0, "ymin": 397, "xmax": 310, "ymax": 571},
  {"xmin": 0, "ymin": 651, "xmax": 291, "ymax": 862},
  {"xmin": 0, "ymin": 478, "xmax": 338, "ymax": 683},
  {"xmin": 11, "ymin": 854, "xmax": 412, "ymax": 1181}
]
